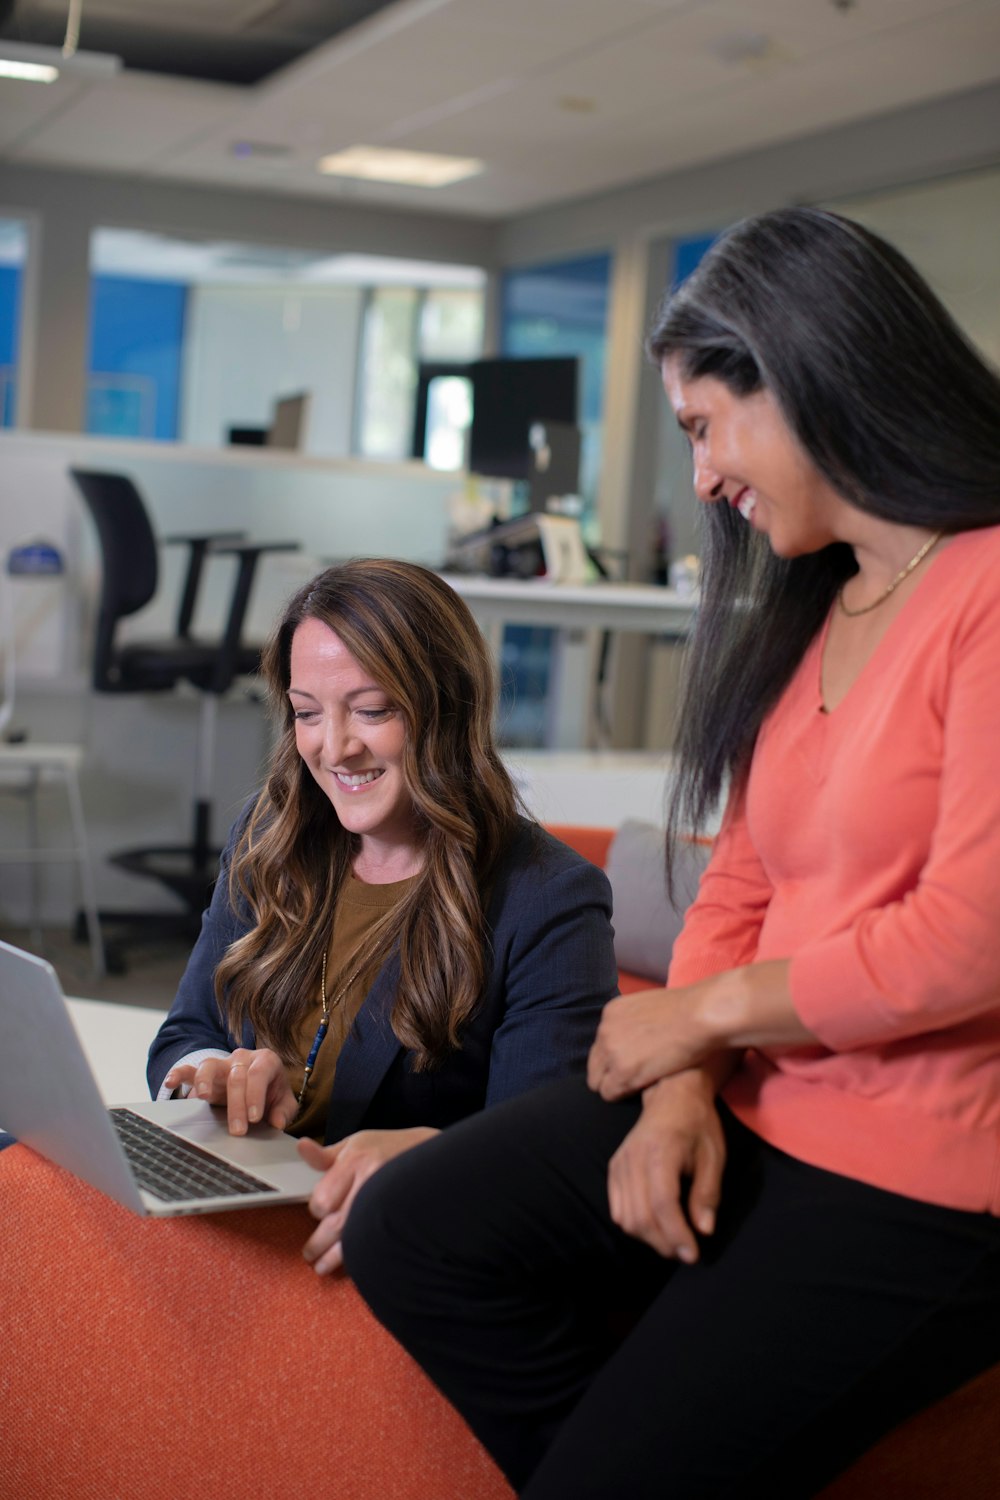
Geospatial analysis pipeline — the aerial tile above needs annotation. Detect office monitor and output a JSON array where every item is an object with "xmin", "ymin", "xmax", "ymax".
[{"xmin": 468, "ymin": 357, "xmax": 578, "ymax": 480}]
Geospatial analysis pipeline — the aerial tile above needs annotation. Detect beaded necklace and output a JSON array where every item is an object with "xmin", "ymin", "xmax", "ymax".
[{"xmin": 295, "ymin": 926, "xmax": 389, "ymax": 1110}]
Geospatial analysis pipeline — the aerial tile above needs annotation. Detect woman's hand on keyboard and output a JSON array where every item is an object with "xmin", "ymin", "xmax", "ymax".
[{"xmin": 162, "ymin": 1049, "xmax": 297, "ymax": 1136}]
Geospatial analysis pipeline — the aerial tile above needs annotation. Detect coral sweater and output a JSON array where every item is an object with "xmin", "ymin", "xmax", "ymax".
[{"xmin": 668, "ymin": 526, "xmax": 1000, "ymax": 1215}]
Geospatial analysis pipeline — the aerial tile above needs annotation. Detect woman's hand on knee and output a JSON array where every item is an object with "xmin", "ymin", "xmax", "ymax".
[
  {"xmin": 299, "ymin": 1127, "xmax": 439, "ymax": 1275},
  {"xmin": 607, "ymin": 1071, "xmax": 725, "ymax": 1264}
]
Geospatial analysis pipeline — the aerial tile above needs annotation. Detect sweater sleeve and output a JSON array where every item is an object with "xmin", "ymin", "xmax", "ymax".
[
  {"xmin": 791, "ymin": 587, "xmax": 1000, "ymax": 1050},
  {"xmin": 667, "ymin": 790, "xmax": 773, "ymax": 989}
]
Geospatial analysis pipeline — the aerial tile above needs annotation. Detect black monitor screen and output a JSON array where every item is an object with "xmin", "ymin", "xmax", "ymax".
[{"xmin": 469, "ymin": 357, "xmax": 578, "ymax": 480}]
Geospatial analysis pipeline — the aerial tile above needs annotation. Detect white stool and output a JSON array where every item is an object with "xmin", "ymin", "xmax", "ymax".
[{"xmin": 0, "ymin": 743, "xmax": 105, "ymax": 976}]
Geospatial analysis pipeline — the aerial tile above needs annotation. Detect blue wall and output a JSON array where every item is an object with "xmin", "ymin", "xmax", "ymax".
[
  {"xmin": 0, "ymin": 265, "xmax": 21, "ymax": 426},
  {"xmin": 500, "ymin": 253, "xmax": 611, "ymax": 426},
  {"xmin": 87, "ymin": 276, "xmax": 188, "ymax": 441},
  {"xmin": 672, "ymin": 233, "xmax": 717, "ymax": 288}
]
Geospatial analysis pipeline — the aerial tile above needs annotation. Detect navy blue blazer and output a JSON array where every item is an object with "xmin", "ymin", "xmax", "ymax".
[{"xmin": 147, "ymin": 816, "xmax": 617, "ymax": 1144}]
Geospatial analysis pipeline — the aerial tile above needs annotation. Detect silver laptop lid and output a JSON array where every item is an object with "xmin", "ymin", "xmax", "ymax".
[{"xmin": 0, "ymin": 940, "xmax": 145, "ymax": 1212}]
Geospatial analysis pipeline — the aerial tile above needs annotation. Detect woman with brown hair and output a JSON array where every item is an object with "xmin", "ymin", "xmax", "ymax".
[{"xmin": 148, "ymin": 558, "xmax": 616, "ymax": 1272}]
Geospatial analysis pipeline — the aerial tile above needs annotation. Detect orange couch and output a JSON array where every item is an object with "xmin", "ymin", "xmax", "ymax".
[{"xmin": 2, "ymin": 824, "xmax": 997, "ymax": 1499}]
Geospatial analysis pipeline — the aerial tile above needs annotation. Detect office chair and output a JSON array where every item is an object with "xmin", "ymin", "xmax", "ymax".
[{"xmin": 70, "ymin": 468, "xmax": 296, "ymax": 962}]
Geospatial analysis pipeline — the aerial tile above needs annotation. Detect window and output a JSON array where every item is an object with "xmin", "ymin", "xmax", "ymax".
[{"xmin": 355, "ymin": 283, "xmax": 485, "ymax": 462}]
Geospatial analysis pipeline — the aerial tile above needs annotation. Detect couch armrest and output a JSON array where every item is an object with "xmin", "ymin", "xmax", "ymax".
[{"xmin": 544, "ymin": 824, "xmax": 615, "ymax": 869}]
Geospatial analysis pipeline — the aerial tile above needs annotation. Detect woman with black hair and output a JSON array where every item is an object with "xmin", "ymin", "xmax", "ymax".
[{"xmin": 342, "ymin": 209, "xmax": 1000, "ymax": 1496}]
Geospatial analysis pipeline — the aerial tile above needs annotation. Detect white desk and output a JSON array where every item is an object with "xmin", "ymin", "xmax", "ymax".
[
  {"xmin": 440, "ymin": 575, "xmax": 697, "ymax": 635},
  {"xmin": 440, "ymin": 575, "xmax": 698, "ymax": 748},
  {"xmin": 67, "ymin": 996, "xmax": 168, "ymax": 1105}
]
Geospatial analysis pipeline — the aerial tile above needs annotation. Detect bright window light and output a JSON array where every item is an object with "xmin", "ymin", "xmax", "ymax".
[{"xmin": 317, "ymin": 146, "xmax": 483, "ymax": 188}]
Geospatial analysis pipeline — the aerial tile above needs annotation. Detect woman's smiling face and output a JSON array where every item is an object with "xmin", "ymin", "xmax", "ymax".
[
  {"xmin": 288, "ymin": 617, "xmax": 420, "ymax": 862},
  {"xmin": 661, "ymin": 357, "xmax": 848, "ymax": 559}
]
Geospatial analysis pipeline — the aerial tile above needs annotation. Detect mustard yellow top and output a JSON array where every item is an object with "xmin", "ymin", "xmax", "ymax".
[{"xmin": 286, "ymin": 871, "xmax": 416, "ymax": 1141}]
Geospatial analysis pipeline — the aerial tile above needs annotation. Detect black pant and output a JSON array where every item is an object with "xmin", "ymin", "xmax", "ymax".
[{"xmin": 344, "ymin": 1076, "xmax": 1000, "ymax": 1498}]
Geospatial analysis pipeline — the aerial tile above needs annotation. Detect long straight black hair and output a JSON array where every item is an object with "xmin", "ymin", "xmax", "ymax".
[{"xmin": 648, "ymin": 206, "xmax": 1000, "ymax": 840}]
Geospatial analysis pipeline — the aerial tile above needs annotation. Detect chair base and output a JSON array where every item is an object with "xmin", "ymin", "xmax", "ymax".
[
  {"xmin": 75, "ymin": 828, "xmax": 220, "ymax": 973},
  {"xmin": 74, "ymin": 905, "xmax": 203, "ymax": 975},
  {"xmin": 110, "ymin": 844, "xmax": 220, "ymax": 912}
]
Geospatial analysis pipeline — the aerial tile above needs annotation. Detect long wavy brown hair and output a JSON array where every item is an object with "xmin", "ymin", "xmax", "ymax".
[{"xmin": 214, "ymin": 559, "xmax": 522, "ymax": 1070}]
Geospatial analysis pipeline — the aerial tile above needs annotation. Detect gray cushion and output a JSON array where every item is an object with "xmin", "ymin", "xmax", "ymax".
[{"xmin": 605, "ymin": 819, "xmax": 711, "ymax": 983}]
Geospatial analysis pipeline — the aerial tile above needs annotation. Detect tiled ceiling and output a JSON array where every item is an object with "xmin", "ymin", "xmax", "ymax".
[{"xmin": 0, "ymin": 0, "xmax": 998, "ymax": 218}]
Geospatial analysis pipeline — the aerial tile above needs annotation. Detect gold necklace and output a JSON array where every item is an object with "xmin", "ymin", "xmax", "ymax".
[
  {"xmin": 295, "ymin": 926, "xmax": 389, "ymax": 1108},
  {"xmin": 837, "ymin": 531, "xmax": 943, "ymax": 618}
]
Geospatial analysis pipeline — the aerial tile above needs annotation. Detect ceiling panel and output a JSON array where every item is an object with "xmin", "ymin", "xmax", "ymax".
[
  {"xmin": 8, "ymin": 74, "xmax": 241, "ymax": 166},
  {"xmin": 0, "ymin": 0, "xmax": 997, "ymax": 217}
]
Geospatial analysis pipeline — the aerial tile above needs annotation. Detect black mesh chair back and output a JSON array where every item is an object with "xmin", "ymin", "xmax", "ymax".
[{"xmin": 71, "ymin": 469, "xmax": 162, "ymax": 689}]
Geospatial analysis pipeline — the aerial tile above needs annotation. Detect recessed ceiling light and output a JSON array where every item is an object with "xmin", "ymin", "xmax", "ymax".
[
  {"xmin": 317, "ymin": 145, "xmax": 483, "ymax": 188},
  {"xmin": 231, "ymin": 141, "xmax": 294, "ymax": 159},
  {"xmin": 710, "ymin": 31, "xmax": 775, "ymax": 65}
]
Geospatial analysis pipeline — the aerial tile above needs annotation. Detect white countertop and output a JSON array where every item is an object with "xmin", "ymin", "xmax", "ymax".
[
  {"xmin": 66, "ymin": 996, "xmax": 168, "ymax": 1106},
  {"xmin": 441, "ymin": 573, "xmax": 698, "ymax": 634}
]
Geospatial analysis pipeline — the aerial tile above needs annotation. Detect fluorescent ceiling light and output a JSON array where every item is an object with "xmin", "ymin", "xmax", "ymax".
[
  {"xmin": 0, "ymin": 57, "xmax": 59, "ymax": 82},
  {"xmin": 0, "ymin": 39, "xmax": 121, "ymax": 83},
  {"xmin": 317, "ymin": 145, "xmax": 483, "ymax": 188}
]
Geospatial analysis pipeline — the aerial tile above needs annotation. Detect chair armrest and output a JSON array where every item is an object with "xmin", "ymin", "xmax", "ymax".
[
  {"xmin": 163, "ymin": 532, "xmax": 247, "ymax": 637},
  {"xmin": 209, "ymin": 540, "xmax": 301, "ymax": 693}
]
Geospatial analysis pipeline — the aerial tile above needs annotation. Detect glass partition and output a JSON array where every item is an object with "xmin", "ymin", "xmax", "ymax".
[
  {"xmin": 500, "ymin": 252, "xmax": 611, "ymax": 532},
  {"xmin": 86, "ymin": 229, "xmax": 486, "ymax": 455},
  {"xmin": 496, "ymin": 253, "xmax": 612, "ymax": 747}
]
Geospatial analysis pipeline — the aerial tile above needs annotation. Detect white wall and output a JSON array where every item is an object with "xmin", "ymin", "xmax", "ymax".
[
  {"xmin": 181, "ymin": 283, "xmax": 365, "ymax": 455},
  {"xmin": 829, "ymin": 165, "xmax": 1000, "ymax": 368}
]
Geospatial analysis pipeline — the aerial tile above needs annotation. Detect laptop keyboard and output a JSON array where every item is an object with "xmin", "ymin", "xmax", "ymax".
[{"xmin": 110, "ymin": 1108, "xmax": 278, "ymax": 1202}]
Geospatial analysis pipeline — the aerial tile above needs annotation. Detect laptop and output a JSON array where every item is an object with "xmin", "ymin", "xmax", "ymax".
[{"xmin": 0, "ymin": 939, "xmax": 318, "ymax": 1217}]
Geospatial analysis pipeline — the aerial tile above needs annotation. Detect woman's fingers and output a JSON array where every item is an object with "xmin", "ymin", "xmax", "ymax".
[
  {"xmin": 162, "ymin": 1063, "xmax": 196, "ymax": 1094},
  {"xmin": 302, "ymin": 1210, "xmax": 348, "ymax": 1275},
  {"xmin": 609, "ymin": 1127, "xmax": 697, "ymax": 1261},
  {"xmin": 606, "ymin": 1074, "xmax": 726, "ymax": 1262},
  {"xmin": 190, "ymin": 1058, "xmax": 231, "ymax": 1105},
  {"xmin": 298, "ymin": 1131, "xmax": 439, "ymax": 1271},
  {"xmin": 686, "ymin": 1126, "xmax": 725, "ymax": 1238},
  {"xmin": 297, "ymin": 1137, "xmax": 339, "ymax": 1173}
]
